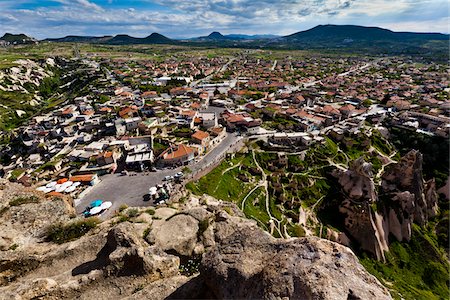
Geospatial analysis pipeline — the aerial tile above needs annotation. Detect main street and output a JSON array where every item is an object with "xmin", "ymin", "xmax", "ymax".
[{"xmin": 75, "ymin": 132, "xmax": 239, "ymax": 218}]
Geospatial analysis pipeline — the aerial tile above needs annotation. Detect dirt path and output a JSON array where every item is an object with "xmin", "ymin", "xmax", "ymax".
[{"xmin": 251, "ymin": 150, "xmax": 284, "ymax": 237}]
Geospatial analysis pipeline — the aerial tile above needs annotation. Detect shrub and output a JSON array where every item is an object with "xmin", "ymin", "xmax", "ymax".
[
  {"xmin": 197, "ymin": 218, "xmax": 210, "ymax": 238},
  {"xmin": 223, "ymin": 206, "xmax": 233, "ymax": 215},
  {"xmin": 9, "ymin": 195, "xmax": 39, "ymax": 206},
  {"xmin": 127, "ymin": 208, "xmax": 140, "ymax": 218},
  {"xmin": 182, "ymin": 166, "xmax": 192, "ymax": 174},
  {"xmin": 118, "ymin": 204, "xmax": 128, "ymax": 212},
  {"xmin": 143, "ymin": 226, "xmax": 152, "ymax": 239},
  {"xmin": 179, "ymin": 255, "xmax": 202, "ymax": 276},
  {"xmin": 145, "ymin": 208, "xmax": 155, "ymax": 215},
  {"xmin": 46, "ymin": 217, "xmax": 100, "ymax": 244}
]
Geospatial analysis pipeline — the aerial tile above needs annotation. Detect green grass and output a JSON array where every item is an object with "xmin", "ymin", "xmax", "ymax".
[
  {"xmin": 187, "ymin": 156, "xmax": 253, "ymax": 203},
  {"xmin": 360, "ymin": 225, "xmax": 449, "ymax": 300},
  {"xmin": 46, "ymin": 217, "xmax": 100, "ymax": 244},
  {"xmin": 9, "ymin": 195, "xmax": 39, "ymax": 206},
  {"xmin": 242, "ymin": 187, "xmax": 271, "ymax": 227}
]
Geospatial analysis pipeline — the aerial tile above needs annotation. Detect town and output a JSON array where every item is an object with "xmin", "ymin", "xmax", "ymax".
[
  {"xmin": 0, "ymin": 0, "xmax": 449, "ymax": 295},
  {"xmin": 0, "ymin": 47, "xmax": 448, "ymax": 218}
]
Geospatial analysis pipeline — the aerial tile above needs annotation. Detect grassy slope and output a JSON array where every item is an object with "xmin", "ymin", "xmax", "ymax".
[
  {"xmin": 361, "ymin": 225, "xmax": 449, "ymax": 300},
  {"xmin": 186, "ymin": 131, "xmax": 449, "ymax": 299}
]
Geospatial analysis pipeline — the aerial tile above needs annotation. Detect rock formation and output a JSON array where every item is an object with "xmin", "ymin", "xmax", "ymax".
[
  {"xmin": 0, "ymin": 181, "xmax": 392, "ymax": 299},
  {"xmin": 333, "ymin": 150, "xmax": 439, "ymax": 260},
  {"xmin": 201, "ymin": 225, "xmax": 390, "ymax": 300}
]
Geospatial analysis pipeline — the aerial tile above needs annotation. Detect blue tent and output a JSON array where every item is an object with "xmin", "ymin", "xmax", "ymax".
[{"xmin": 90, "ymin": 200, "xmax": 103, "ymax": 207}]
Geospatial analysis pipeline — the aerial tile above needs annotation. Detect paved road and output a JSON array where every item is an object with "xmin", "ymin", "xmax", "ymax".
[{"xmin": 76, "ymin": 132, "xmax": 239, "ymax": 218}]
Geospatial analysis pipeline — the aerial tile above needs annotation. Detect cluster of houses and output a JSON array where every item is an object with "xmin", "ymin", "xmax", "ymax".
[{"xmin": 1, "ymin": 52, "xmax": 448, "ymax": 195}]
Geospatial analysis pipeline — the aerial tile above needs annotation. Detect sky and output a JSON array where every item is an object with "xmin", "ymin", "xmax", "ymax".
[{"xmin": 0, "ymin": 0, "xmax": 448, "ymax": 39}]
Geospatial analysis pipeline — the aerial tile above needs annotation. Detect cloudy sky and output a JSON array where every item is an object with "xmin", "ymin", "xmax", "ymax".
[{"xmin": 1, "ymin": 0, "xmax": 448, "ymax": 39}]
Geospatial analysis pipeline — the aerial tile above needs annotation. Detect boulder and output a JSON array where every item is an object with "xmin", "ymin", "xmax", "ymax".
[
  {"xmin": 103, "ymin": 222, "xmax": 179, "ymax": 278},
  {"xmin": 201, "ymin": 226, "xmax": 391, "ymax": 300},
  {"xmin": 147, "ymin": 214, "xmax": 199, "ymax": 257}
]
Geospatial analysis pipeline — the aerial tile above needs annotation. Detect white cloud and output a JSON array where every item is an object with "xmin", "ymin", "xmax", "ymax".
[{"xmin": 0, "ymin": 0, "xmax": 447, "ymax": 38}]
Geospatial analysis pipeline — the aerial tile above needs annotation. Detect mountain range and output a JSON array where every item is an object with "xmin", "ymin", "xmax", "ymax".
[
  {"xmin": 4, "ymin": 25, "xmax": 448, "ymax": 58},
  {"xmin": 40, "ymin": 25, "xmax": 448, "ymax": 45}
]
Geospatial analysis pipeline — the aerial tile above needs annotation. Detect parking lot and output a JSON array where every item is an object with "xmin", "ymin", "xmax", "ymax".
[{"xmin": 76, "ymin": 132, "xmax": 239, "ymax": 218}]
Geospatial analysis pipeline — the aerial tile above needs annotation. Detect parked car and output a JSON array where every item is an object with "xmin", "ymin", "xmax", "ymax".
[{"xmin": 163, "ymin": 175, "xmax": 174, "ymax": 181}]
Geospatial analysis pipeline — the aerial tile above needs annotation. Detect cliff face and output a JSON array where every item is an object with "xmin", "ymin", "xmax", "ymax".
[
  {"xmin": 334, "ymin": 150, "xmax": 438, "ymax": 260},
  {"xmin": 0, "ymin": 182, "xmax": 391, "ymax": 299}
]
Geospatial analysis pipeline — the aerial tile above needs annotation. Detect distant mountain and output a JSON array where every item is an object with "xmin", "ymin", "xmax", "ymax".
[
  {"xmin": 106, "ymin": 34, "xmax": 143, "ymax": 45},
  {"xmin": 45, "ymin": 35, "xmax": 113, "ymax": 43},
  {"xmin": 143, "ymin": 32, "xmax": 173, "ymax": 44},
  {"xmin": 196, "ymin": 32, "xmax": 230, "ymax": 41},
  {"xmin": 40, "ymin": 25, "xmax": 448, "ymax": 61},
  {"xmin": 45, "ymin": 32, "xmax": 173, "ymax": 45},
  {"xmin": 102, "ymin": 32, "xmax": 173, "ymax": 45},
  {"xmin": 283, "ymin": 24, "xmax": 448, "ymax": 43},
  {"xmin": 226, "ymin": 34, "xmax": 279, "ymax": 40},
  {"xmin": 194, "ymin": 32, "xmax": 278, "ymax": 41},
  {"xmin": 0, "ymin": 33, "xmax": 38, "ymax": 45}
]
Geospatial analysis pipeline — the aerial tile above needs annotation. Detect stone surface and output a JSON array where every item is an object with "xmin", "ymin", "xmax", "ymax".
[
  {"xmin": 0, "ymin": 181, "xmax": 393, "ymax": 299},
  {"xmin": 148, "ymin": 214, "xmax": 199, "ymax": 257},
  {"xmin": 201, "ymin": 226, "xmax": 391, "ymax": 300},
  {"xmin": 334, "ymin": 150, "xmax": 439, "ymax": 260}
]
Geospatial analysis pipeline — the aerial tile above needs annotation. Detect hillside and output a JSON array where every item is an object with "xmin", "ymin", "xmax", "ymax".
[
  {"xmin": 283, "ymin": 24, "xmax": 448, "ymax": 42},
  {"xmin": 0, "ymin": 33, "xmax": 38, "ymax": 45},
  {"xmin": 46, "ymin": 33, "xmax": 173, "ymax": 45},
  {"xmin": 0, "ymin": 180, "xmax": 390, "ymax": 299},
  {"xmin": 40, "ymin": 25, "xmax": 449, "ymax": 60},
  {"xmin": 187, "ymin": 127, "xmax": 450, "ymax": 299},
  {"xmin": 45, "ymin": 35, "xmax": 113, "ymax": 43},
  {"xmin": 197, "ymin": 31, "xmax": 229, "ymax": 40}
]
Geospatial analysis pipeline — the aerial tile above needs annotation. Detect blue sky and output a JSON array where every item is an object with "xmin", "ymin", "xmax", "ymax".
[{"xmin": 0, "ymin": 0, "xmax": 448, "ymax": 39}]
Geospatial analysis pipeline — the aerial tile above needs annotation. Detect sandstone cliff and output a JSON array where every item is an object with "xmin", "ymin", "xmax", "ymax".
[
  {"xmin": 333, "ymin": 150, "xmax": 438, "ymax": 260},
  {"xmin": 0, "ymin": 181, "xmax": 391, "ymax": 299}
]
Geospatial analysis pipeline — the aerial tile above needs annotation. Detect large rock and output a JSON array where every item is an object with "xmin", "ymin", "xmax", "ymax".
[
  {"xmin": 333, "ymin": 150, "xmax": 439, "ymax": 260},
  {"xmin": 147, "ymin": 214, "xmax": 199, "ymax": 257},
  {"xmin": 201, "ymin": 226, "xmax": 391, "ymax": 300},
  {"xmin": 103, "ymin": 222, "xmax": 179, "ymax": 278}
]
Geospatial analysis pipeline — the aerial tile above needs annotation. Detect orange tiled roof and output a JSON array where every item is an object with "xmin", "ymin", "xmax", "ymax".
[
  {"xmin": 163, "ymin": 144, "xmax": 195, "ymax": 160},
  {"xmin": 181, "ymin": 110, "xmax": 196, "ymax": 117},
  {"xmin": 339, "ymin": 104, "xmax": 355, "ymax": 112},
  {"xmin": 227, "ymin": 114, "xmax": 245, "ymax": 123},
  {"xmin": 62, "ymin": 108, "xmax": 73, "ymax": 115},
  {"xmin": 69, "ymin": 174, "xmax": 95, "ymax": 182},
  {"xmin": 191, "ymin": 102, "xmax": 201, "ymax": 109},
  {"xmin": 192, "ymin": 130, "xmax": 209, "ymax": 141}
]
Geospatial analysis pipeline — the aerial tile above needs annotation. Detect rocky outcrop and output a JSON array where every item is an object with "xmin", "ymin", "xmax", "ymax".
[
  {"xmin": 333, "ymin": 150, "xmax": 439, "ymax": 260},
  {"xmin": 102, "ymin": 222, "xmax": 179, "ymax": 278},
  {"xmin": 337, "ymin": 157, "xmax": 377, "ymax": 201},
  {"xmin": 201, "ymin": 225, "xmax": 391, "ymax": 300},
  {"xmin": 381, "ymin": 150, "xmax": 438, "ymax": 226},
  {"xmin": 0, "ymin": 180, "xmax": 392, "ymax": 299},
  {"xmin": 147, "ymin": 214, "xmax": 200, "ymax": 257}
]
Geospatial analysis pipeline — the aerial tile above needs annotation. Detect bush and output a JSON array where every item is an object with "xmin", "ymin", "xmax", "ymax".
[
  {"xmin": 127, "ymin": 208, "xmax": 140, "ymax": 218},
  {"xmin": 197, "ymin": 219, "xmax": 210, "ymax": 238},
  {"xmin": 9, "ymin": 195, "xmax": 39, "ymax": 206},
  {"xmin": 46, "ymin": 217, "xmax": 100, "ymax": 244},
  {"xmin": 143, "ymin": 226, "xmax": 152, "ymax": 239},
  {"xmin": 182, "ymin": 166, "xmax": 192, "ymax": 174},
  {"xmin": 179, "ymin": 255, "xmax": 202, "ymax": 276},
  {"xmin": 145, "ymin": 208, "xmax": 155, "ymax": 215},
  {"xmin": 118, "ymin": 204, "xmax": 128, "ymax": 212}
]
